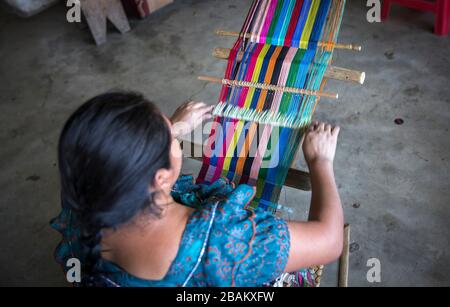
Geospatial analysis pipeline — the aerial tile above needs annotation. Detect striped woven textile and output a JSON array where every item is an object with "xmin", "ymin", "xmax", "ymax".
[{"xmin": 197, "ymin": 0, "xmax": 346, "ymax": 212}]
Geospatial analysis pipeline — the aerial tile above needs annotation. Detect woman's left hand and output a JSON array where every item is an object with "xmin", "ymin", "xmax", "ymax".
[{"xmin": 170, "ymin": 101, "xmax": 213, "ymax": 138}]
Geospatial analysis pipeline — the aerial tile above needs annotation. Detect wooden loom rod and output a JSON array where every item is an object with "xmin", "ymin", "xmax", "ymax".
[
  {"xmin": 338, "ymin": 224, "xmax": 351, "ymax": 287},
  {"xmin": 215, "ymin": 30, "xmax": 362, "ymax": 52},
  {"xmin": 212, "ymin": 47, "xmax": 366, "ymax": 85},
  {"xmin": 180, "ymin": 140, "xmax": 312, "ymax": 191},
  {"xmin": 198, "ymin": 76, "xmax": 339, "ymax": 99}
]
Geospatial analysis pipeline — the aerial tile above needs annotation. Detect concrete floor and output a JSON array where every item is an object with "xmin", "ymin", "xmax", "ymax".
[{"xmin": 0, "ymin": 0, "xmax": 449, "ymax": 287}]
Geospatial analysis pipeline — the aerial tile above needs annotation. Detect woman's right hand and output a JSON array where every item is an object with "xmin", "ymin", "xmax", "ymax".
[{"xmin": 302, "ymin": 121, "xmax": 340, "ymax": 167}]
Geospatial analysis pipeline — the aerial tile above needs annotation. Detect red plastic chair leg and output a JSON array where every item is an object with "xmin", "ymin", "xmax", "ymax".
[
  {"xmin": 382, "ymin": 0, "xmax": 392, "ymax": 20},
  {"xmin": 435, "ymin": 0, "xmax": 450, "ymax": 35}
]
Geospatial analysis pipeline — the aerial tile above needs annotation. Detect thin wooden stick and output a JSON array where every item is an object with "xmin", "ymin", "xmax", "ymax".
[
  {"xmin": 198, "ymin": 76, "xmax": 339, "ymax": 99},
  {"xmin": 215, "ymin": 30, "xmax": 362, "ymax": 52},
  {"xmin": 212, "ymin": 48, "xmax": 366, "ymax": 85},
  {"xmin": 339, "ymin": 224, "xmax": 350, "ymax": 287}
]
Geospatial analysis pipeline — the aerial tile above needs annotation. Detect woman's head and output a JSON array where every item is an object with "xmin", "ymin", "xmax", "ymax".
[{"xmin": 58, "ymin": 92, "xmax": 182, "ymax": 276}]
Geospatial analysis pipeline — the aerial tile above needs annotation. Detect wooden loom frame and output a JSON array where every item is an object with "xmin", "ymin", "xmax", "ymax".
[
  {"xmin": 183, "ymin": 3, "xmax": 365, "ymax": 287},
  {"xmin": 185, "ymin": 29, "xmax": 365, "ymax": 192}
]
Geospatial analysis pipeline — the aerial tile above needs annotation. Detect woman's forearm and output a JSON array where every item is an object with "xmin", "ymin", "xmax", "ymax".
[
  {"xmin": 308, "ymin": 160, "xmax": 343, "ymax": 237},
  {"xmin": 285, "ymin": 123, "xmax": 343, "ymax": 270}
]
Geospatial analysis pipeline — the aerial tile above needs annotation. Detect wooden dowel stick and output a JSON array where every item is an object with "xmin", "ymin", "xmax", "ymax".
[
  {"xmin": 215, "ymin": 30, "xmax": 362, "ymax": 52},
  {"xmin": 339, "ymin": 224, "xmax": 351, "ymax": 287},
  {"xmin": 326, "ymin": 66, "xmax": 366, "ymax": 85},
  {"xmin": 212, "ymin": 47, "xmax": 365, "ymax": 85},
  {"xmin": 198, "ymin": 76, "xmax": 339, "ymax": 99}
]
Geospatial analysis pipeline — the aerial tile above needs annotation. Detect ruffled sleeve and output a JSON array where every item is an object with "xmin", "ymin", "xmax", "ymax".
[
  {"xmin": 201, "ymin": 184, "xmax": 290, "ymax": 286},
  {"xmin": 171, "ymin": 174, "xmax": 234, "ymax": 208}
]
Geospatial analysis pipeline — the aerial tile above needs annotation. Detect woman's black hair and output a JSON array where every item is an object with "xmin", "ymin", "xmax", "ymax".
[{"xmin": 58, "ymin": 92, "xmax": 172, "ymax": 284}]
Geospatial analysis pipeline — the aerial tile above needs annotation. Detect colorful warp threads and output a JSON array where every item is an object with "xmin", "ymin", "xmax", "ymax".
[{"xmin": 197, "ymin": 0, "xmax": 346, "ymax": 212}]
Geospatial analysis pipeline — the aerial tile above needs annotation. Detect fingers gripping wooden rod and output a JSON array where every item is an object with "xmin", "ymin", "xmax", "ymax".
[{"xmin": 212, "ymin": 47, "xmax": 366, "ymax": 85}]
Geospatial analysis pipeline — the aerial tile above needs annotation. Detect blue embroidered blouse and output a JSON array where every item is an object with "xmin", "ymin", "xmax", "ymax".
[{"xmin": 50, "ymin": 175, "xmax": 290, "ymax": 287}]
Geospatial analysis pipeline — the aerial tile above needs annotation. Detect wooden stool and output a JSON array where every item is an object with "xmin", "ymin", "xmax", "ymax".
[
  {"xmin": 382, "ymin": 0, "xmax": 450, "ymax": 36},
  {"xmin": 80, "ymin": 0, "xmax": 131, "ymax": 45}
]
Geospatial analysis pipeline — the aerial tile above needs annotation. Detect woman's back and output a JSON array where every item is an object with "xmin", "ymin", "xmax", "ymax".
[
  {"xmin": 52, "ymin": 175, "xmax": 290, "ymax": 287},
  {"xmin": 100, "ymin": 200, "xmax": 194, "ymax": 281}
]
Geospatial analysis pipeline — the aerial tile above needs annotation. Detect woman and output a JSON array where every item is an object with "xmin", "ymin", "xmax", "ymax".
[{"xmin": 51, "ymin": 92, "xmax": 343, "ymax": 287}]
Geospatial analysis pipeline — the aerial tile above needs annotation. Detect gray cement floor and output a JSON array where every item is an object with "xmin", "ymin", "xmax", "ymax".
[{"xmin": 0, "ymin": 0, "xmax": 449, "ymax": 287}]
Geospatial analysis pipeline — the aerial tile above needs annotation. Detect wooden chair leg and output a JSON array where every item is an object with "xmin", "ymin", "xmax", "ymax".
[
  {"xmin": 338, "ymin": 224, "xmax": 350, "ymax": 287},
  {"xmin": 107, "ymin": 0, "xmax": 131, "ymax": 34},
  {"xmin": 435, "ymin": 0, "xmax": 450, "ymax": 36},
  {"xmin": 381, "ymin": 0, "xmax": 392, "ymax": 21},
  {"xmin": 80, "ymin": 0, "xmax": 131, "ymax": 45},
  {"xmin": 81, "ymin": 0, "xmax": 107, "ymax": 45}
]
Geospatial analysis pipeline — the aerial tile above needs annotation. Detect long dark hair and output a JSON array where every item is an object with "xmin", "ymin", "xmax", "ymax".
[{"xmin": 58, "ymin": 92, "xmax": 172, "ymax": 283}]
